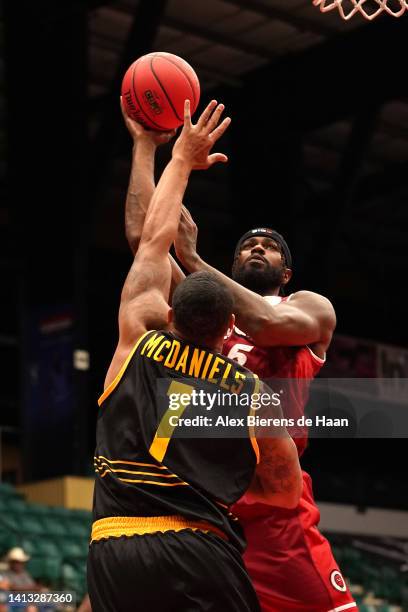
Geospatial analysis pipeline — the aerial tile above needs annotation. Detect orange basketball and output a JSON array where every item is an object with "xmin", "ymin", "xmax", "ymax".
[{"xmin": 121, "ymin": 52, "xmax": 200, "ymax": 131}]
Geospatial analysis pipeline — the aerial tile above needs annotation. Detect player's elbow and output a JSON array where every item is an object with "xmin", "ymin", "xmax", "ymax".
[
  {"xmin": 126, "ymin": 231, "xmax": 140, "ymax": 256},
  {"xmin": 139, "ymin": 228, "xmax": 173, "ymax": 255},
  {"xmin": 277, "ymin": 471, "xmax": 303, "ymax": 509},
  {"xmin": 262, "ymin": 474, "xmax": 302, "ymax": 509},
  {"xmin": 258, "ymin": 436, "xmax": 303, "ymax": 508},
  {"xmin": 245, "ymin": 311, "xmax": 283, "ymax": 345}
]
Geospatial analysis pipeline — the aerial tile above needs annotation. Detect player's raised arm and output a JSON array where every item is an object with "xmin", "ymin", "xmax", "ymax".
[
  {"xmin": 175, "ymin": 210, "xmax": 335, "ymax": 349},
  {"xmin": 136, "ymin": 99, "xmax": 230, "ymax": 264},
  {"xmin": 104, "ymin": 100, "xmax": 231, "ymax": 388},
  {"xmin": 120, "ymin": 100, "xmax": 185, "ymax": 292},
  {"xmin": 120, "ymin": 96, "xmax": 176, "ymax": 255}
]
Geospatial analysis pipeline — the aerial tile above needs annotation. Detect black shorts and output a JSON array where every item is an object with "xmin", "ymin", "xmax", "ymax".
[{"xmin": 87, "ymin": 529, "xmax": 261, "ymax": 612}]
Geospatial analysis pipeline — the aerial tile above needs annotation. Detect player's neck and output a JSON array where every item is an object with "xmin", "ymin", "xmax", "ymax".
[
  {"xmin": 256, "ymin": 286, "xmax": 280, "ymax": 297},
  {"xmin": 169, "ymin": 325, "xmax": 223, "ymax": 353}
]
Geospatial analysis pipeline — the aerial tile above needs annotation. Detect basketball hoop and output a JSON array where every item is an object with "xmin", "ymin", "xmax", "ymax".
[{"xmin": 313, "ymin": 0, "xmax": 408, "ymax": 20}]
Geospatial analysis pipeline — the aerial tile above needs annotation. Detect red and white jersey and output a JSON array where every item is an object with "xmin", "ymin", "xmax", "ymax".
[
  {"xmin": 222, "ymin": 295, "xmax": 325, "ymax": 457},
  {"xmin": 223, "ymin": 296, "xmax": 356, "ymax": 611}
]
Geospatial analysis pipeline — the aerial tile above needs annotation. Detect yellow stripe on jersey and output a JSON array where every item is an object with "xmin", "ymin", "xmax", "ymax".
[
  {"xmin": 97, "ymin": 467, "xmax": 183, "ymax": 479},
  {"xmin": 115, "ymin": 478, "xmax": 188, "ymax": 487},
  {"xmin": 249, "ymin": 374, "xmax": 261, "ymax": 465},
  {"xmin": 98, "ymin": 330, "xmax": 151, "ymax": 406},
  {"xmin": 94, "ymin": 455, "xmax": 169, "ymax": 470},
  {"xmin": 94, "ymin": 455, "xmax": 187, "ymax": 485},
  {"xmin": 94, "ymin": 471, "xmax": 188, "ymax": 487}
]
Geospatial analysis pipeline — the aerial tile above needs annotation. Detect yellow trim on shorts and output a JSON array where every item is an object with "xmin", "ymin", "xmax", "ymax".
[
  {"xmin": 98, "ymin": 330, "xmax": 151, "ymax": 406},
  {"xmin": 249, "ymin": 374, "xmax": 261, "ymax": 465},
  {"xmin": 91, "ymin": 516, "xmax": 228, "ymax": 543}
]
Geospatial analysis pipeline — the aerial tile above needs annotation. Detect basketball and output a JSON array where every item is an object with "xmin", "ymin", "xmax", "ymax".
[{"xmin": 121, "ymin": 52, "xmax": 200, "ymax": 131}]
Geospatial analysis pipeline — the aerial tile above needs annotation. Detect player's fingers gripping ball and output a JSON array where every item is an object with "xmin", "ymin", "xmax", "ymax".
[{"xmin": 121, "ymin": 52, "xmax": 200, "ymax": 130}]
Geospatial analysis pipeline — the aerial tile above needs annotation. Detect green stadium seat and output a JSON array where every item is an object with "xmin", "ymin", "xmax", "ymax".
[
  {"xmin": 0, "ymin": 482, "xmax": 23, "ymax": 499},
  {"xmin": 331, "ymin": 545, "xmax": 343, "ymax": 564},
  {"xmin": 26, "ymin": 555, "xmax": 61, "ymax": 585},
  {"xmin": 47, "ymin": 506, "xmax": 73, "ymax": 519},
  {"xmin": 359, "ymin": 604, "xmax": 378, "ymax": 612},
  {"xmin": 0, "ymin": 514, "xmax": 21, "ymax": 532},
  {"xmin": 61, "ymin": 563, "xmax": 82, "ymax": 593},
  {"xmin": 5, "ymin": 498, "xmax": 31, "ymax": 514},
  {"xmin": 27, "ymin": 555, "xmax": 46, "ymax": 580},
  {"xmin": 380, "ymin": 566, "xmax": 402, "ymax": 601},
  {"xmin": 76, "ymin": 563, "xmax": 88, "ymax": 599},
  {"xmin": 70, "ymin": 543, "xmax": 89, "ymax": 569},
  {"xmin": 34, "ymin": 539, "xmax": 62, "ymax": 558},
  {"xmin": 42, "ymin": 556, "xmax": 62, "ymax": 583},
  {"xmin": 26, "ymin": 502, "xmax": 54, "ymax": 517},
  {"xmin": 59, "ymin": 540, "xmax": 85, "ymax": 561},
  {"xmin": 71, "ymin": 509, "xmax": 92, "ymax": 522},
  {"xmin": 342, "ymin": 546, "xmax": 362, "ymax": 565},
  {"xmin": 353, "ymin": 594, "xmax": 365, "ymax": 607},
  {"xmin": 65, "ymin": 519, "xmax": 90, "ymax": 538},
  {"xmin": 2, "ymin": 496, "xmax": 88, "ymax": 595},
  {"xmin": 18, "ymin": 537, "xmax": 37, "ymax": 557},
  {"xmin": 0, "ymin": 530, "xmax": 19, "ymax": 554},
  {"xmin": 43, "ymin": 517, "xmax": 69, "ymax": 537},
  {"xmin": 19, "ymin": 515, "xmax": 47, "ymax": 536}
]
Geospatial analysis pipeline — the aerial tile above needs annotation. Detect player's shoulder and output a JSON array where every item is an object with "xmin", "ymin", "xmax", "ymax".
[
  {"xmin": 263, "ymin": 291, "xmax": 333, "ymax": 312},
  {"xmin": 290, "ymin": 289, "xmax": 332, "ymax": 304},
  {"xmin": 289, "ymin": 290, "xmax": 335, "ymax": 318}
]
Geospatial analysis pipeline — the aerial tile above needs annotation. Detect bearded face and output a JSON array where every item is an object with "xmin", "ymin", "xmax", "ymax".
[
  {"xmin": 231, "ymin": 236, "xmax": 290, "ymax": 295},
  {"xmin": 232, "ymin": 258, "xmax": 286, "ymax": 294}
]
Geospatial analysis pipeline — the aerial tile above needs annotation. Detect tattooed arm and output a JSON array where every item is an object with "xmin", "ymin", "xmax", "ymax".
[
  {"xmin": 120, "ymin": 99, "xmax": 186, "ymax": 292},
  {"xmin": 250, "ymin": 436, "xmax": 302, "ymax": 508},
  {"xmin": 248, "ymin": 383, "xmax": 302, "ymax": 508}
]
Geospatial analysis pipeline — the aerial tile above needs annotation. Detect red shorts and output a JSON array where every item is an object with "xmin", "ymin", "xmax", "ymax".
[{"xmin": 233, "ymin": 472, "xmax": 357, "ymax": 612}]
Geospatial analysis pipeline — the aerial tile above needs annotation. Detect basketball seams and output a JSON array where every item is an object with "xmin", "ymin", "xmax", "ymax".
[
  {"xmin": 123, "ymin": 52, "xmax": 199, "ymax": 130},
  {"xmin": 150, "ymin": 56, "xmax": 185, "ymax": 123},
  {"xmin": 157, "ymin": 54, "xmax": 198, "ymax": 108},
  {"xmin": 131, "ymin": 59, "xmax": 168, "ymax": 131}
]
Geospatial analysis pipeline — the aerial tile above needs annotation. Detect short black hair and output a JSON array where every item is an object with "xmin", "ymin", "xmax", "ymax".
[{"xmin": 172, "ymin": 272, "xmax": 233, "ymax": 345}]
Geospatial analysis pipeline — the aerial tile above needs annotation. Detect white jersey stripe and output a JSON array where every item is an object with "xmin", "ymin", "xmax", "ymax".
[
  {"xmin": 327, "ymin": 603, "xmax": 357, "ymax": 612},
  {"xmin": 306, "ymin": 345, "xmax": 326, "ymax": 364}
]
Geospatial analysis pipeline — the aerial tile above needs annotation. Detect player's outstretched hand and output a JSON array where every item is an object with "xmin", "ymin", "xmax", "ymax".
[
  {"xmin": 174, "ymin": 205, "xmax": 199, "ymax": 269},
  {"xmin": 172, "ymin": 99, "xmax": 231, "ymax": 170},
  {"xmin": 120, "ymin": 96, "xmax": 176, "ymax": 146}
]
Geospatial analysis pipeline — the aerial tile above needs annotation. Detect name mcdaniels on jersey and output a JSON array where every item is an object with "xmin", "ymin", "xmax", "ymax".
[{"xmin": 168, "ymin": 415, "xmax": 350, "ymax": 428}]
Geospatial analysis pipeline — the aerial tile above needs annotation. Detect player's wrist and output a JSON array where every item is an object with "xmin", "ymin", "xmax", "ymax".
[
  {"xmin": 171, "ymin": 153, "xmax": 193, "ymax": 172},
  {"xmin": 133, "ymin": 138, "xmax": 157, "ymax": 155},
  {"xmin": 184, "ymin": 252, "xmax": 202, "ymax": 272}
]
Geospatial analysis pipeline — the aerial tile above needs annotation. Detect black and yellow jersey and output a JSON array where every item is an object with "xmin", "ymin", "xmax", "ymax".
[{"xmin": 93, "ymin": 329, "xmax": 260, "ymax": 551}]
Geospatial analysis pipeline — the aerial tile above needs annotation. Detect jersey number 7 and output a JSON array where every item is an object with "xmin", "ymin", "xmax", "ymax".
[{"xmin": 149, "ymin": 380, "xmax": 194, "ymax": 463}]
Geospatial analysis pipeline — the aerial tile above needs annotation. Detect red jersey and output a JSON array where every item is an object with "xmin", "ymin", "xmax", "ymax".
[
  {"xmin": 222, "ymin": 295, "xmax": 325, "ymax": 457},
  {"xmin": 222, "ymin": 295, "xmax": 356, "ymax": 612}
]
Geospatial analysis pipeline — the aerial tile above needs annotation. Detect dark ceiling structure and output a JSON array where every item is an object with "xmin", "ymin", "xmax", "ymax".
[{"xmin": 1, "ymin": 0, "xmax": 407, "ymax": 504}]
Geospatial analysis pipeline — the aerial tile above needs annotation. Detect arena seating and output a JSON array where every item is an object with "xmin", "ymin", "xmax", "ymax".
[
  {"xmin": 0, "ymin": 482, "xmax": 90, "ymax": 601},
  {"xmin": 327, "ymin": 533, "xmax": 408, "ymax": 611}
]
